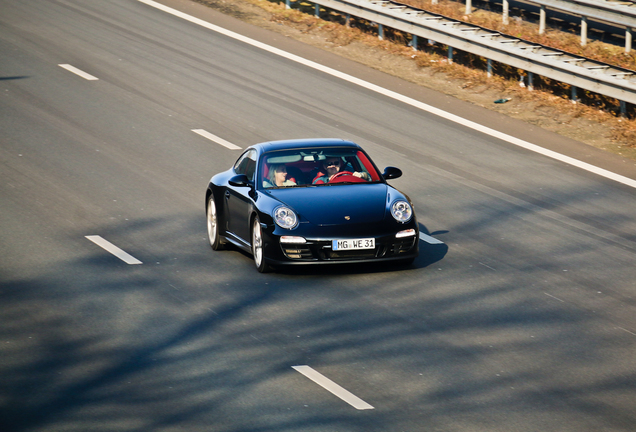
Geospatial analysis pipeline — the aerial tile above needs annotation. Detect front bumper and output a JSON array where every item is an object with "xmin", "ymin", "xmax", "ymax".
[{"xmin": 262, "ymin": 224, "xmax": 419, "ymax": 266}]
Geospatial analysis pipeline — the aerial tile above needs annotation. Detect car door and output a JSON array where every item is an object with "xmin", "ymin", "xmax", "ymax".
[{"xmin": 226, "ymin": 149, "xmax": 257, "ymax": 245}]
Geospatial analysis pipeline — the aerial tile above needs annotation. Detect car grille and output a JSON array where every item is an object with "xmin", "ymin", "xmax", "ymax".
[
  {"xmin": 281, "ymin": 245, "xmax": 313, "ymax": 260},
  {"xmin": 324, "ymin": 248, "xmax": 378, "ymax": 260},
  {"xmin": 389, "ymin": 237, "xmax": 417, "ymax": 254}
]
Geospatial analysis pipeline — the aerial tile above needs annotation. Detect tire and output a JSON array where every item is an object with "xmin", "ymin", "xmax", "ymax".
[
  {"xmin": 251, "ymin": 216, "xmax": 271, "ymax": 273},
  {"xmin": 207, "ymin": 196, "xmax": 224, "ymax": 250}
]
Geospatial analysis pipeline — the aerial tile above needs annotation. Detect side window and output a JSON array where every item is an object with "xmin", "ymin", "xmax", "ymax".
[
  {"xmin": 234, "ymin": 150, "xmax": 257, "ymax": 182},
  {"xmin": 356, "ymin": 150, "xmax": 381, "ymax": 181}
]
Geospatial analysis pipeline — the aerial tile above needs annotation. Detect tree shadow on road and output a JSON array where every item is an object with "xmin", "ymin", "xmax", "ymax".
[{"xmin": 1, "ymin": 205, "xmax": 635, "ymax": 432}]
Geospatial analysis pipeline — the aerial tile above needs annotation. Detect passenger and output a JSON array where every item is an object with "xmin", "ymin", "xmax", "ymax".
[
  {"xmin": 263, "ymin": 163, "xmax": 297, "ymax": 188},
  {"xmin": 312, "ymin": 157, "xmax": 370, "ymax": 184}
]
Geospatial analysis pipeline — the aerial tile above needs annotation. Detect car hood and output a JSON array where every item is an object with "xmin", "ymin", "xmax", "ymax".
[{"xmin": 267, "ymin": 183, "xmax": 390, "ymax": 226}]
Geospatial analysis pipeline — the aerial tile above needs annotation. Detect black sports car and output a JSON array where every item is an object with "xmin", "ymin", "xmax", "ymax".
[{"xmin": 205, "ymin": 139, "xmax": 419, "ymax": 272}]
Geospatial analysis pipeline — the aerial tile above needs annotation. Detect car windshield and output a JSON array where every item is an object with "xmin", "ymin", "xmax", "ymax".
[{"xmin": 260, "ymin": 148, "xmax": 383, "ymax": 189}]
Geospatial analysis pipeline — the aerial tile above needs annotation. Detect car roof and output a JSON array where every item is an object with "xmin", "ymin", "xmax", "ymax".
[{"xmin": 250, "ymin": 139, "xmax": 362, "ymax": 153}]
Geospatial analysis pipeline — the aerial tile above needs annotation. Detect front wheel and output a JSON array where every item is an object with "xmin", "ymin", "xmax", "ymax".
[
  {"xmin": 207, "ymin": 196, "xmax": 225, "ymax": 250},
  {"xmin": 252, "ymin": 216, "xmax": 271, "ymax": 273}
]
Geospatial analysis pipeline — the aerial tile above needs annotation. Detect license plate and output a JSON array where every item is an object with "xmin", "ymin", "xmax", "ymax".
[{"xmin": 332, "ymin": 238, "xmax": 375, "ymax": 251}]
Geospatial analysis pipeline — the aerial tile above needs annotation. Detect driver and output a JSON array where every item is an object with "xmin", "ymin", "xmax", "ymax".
[{"xmin": 312, "ymin": 157, "xmax": 370, "ymax": 184}]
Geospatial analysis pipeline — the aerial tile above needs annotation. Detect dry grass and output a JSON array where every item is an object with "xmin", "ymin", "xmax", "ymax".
[{"xmin": 406, "ymin": 0, "xmax": 636, "ymax": 70}]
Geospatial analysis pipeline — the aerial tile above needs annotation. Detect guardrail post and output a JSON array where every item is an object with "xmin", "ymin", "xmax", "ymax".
[
  {"xmin": 465, "ymin": 0, "xmax": 472, "ymax": 16},
  {"xmin": 286, "ymin": 0, "xmax": 290, "ymax": 9},
  {"xmin": 503, "ymin": 0, "xmax": 509, "ymax": 25},
  {"xmin": 346, "ymin": 13, "xmax": 350, "ymax": 27},
  {"xmin": 487, "ymin": 59, "xmax": 492, "ymax": 77},
  {"xmin": 620, "ymin": 101, "xmax": 627, "ymax": 117},
  {"xmin": 528, "ymin": 72, "xmax": 534, "ymax": 91},
  {"xmin": 448, "ymin": 46, "xmax": 453, "ymax": 63},
  {"xmin": 581, "ymin": 16, "xmax": 588, "ymax": 46},
  {"xmin": 378, "ymin": 23, "xmax": 384, "ymax": 40},
  {"xmin": 627, "ymin": 28, "xmax": 633, "ymax": 54},
  {"xmin": 315, "ymin": 3, "xmax": 320, "ymax": 18},
  {"xmin": 571, "ymin": 86, "xmax": 578, "ymax": 103},
  {"xmin": 539, "ymin": 5, "xmax": 546, "ymax": 35},
  {"xmin": 411, "ymin": 34, "xmax": 418, "ymax": 51}
]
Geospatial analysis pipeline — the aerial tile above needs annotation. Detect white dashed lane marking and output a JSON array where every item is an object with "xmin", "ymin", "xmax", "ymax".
[
  {"xmin": 544, "ymin": 292, "xmax": 565, "ymax": 302},
  {"xmin": 85, "ymin": 235, "xmax": 142, "ymax": 265},
  {"xmin": 58, "ymin": 64, "xmax": 99, "ymax": 80},
  {"xmin": 192, "ymin": 129, "xmax": 241, "ymax": 150},
  {"xmin": 419, "ymin": 232, "xmax": 444, "ymax": 244},
  {"xmin": 292, "ymin": 365, "xmax": 374, "ymax": 410}
]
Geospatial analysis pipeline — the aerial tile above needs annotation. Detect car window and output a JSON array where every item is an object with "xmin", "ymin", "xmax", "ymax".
[
  {"xmin": 234, "ymin": 149, "xmax": 257, "ymax": 181},
  {"xmin": 260, "ymin": 148, "xmax": 382, "ymax": 188}
]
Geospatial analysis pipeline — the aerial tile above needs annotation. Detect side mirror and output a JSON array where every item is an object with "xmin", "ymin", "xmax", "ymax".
[
  {"xmin": 382, "ymin": 166, "xmax": 402, "ymax": 180},
  {"xmin": 228, "ymin": 174, "xmax": 251, "ymax": 187}
]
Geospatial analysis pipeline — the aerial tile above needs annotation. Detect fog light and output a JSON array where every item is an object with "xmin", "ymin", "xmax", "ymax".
[
  {"xmin": 396, "ymin": 229, "xmax": 416, "ymax": 238},
  {"xmin": 280, "ymin": 236, "xmax": 307, "ymax": 244}
]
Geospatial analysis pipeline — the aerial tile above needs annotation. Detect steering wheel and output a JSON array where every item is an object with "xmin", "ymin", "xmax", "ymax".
[{"xmin": 329, "ymin": 171, "xmax": 367, "ymax": 184}]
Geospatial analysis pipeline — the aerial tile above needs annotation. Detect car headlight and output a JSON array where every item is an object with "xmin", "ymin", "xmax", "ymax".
[
  {"xmin": 391, "ymin": 200, "xmax": 413, "ymax": 223},
  {"xmin": 274, "ymin": 206, "xmax": 298, "ymax": 229}
]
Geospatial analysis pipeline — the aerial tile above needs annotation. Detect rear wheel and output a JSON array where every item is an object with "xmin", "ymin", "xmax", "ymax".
[
  {"xmin": 207, "ymin": 196, "xmax": 224, "ymax": 250},
  {"xmin": 252, "ymin": 216, "xmax": 271, "ymax": 273}
]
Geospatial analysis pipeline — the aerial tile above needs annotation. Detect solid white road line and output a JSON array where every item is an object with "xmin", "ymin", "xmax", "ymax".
[
  {"xmin": 58, "ymin": 64, "xmax": 99, "ymax": 80},
  {"xmin": 85, "ymin": 235, "xmax": 142, "ymax": 264},
  {"xmin": 419, "ymin": 232, "xmax": 444, "ymax": 244},
  {"xmin": 138, "ymin": 0, "xmax": 636, "ymax": 190},
  {"xmin": 192, "ymin": 129, "xmax": 241, "ymax": 150},
  {"xmin": 292, "ymin": 365, "xmax": 374, "ymax": 410}
]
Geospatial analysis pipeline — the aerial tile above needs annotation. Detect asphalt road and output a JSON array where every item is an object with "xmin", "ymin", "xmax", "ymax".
[{"xmin": 1, "ymin": 0, "xmax": 636, "ymax": 431}]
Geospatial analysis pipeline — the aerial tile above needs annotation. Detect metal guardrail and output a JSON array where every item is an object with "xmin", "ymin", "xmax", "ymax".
[
  {"xmin": 465, "ymin": 0, "xmax": 636, "ymax": 50},
  {"xmin": 505, "ymin": 0, "xmax": 636, "ymax": 28},
  {"xmin": 303, "ymin": 0, "xmax": 636, "ymax": 105}
]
